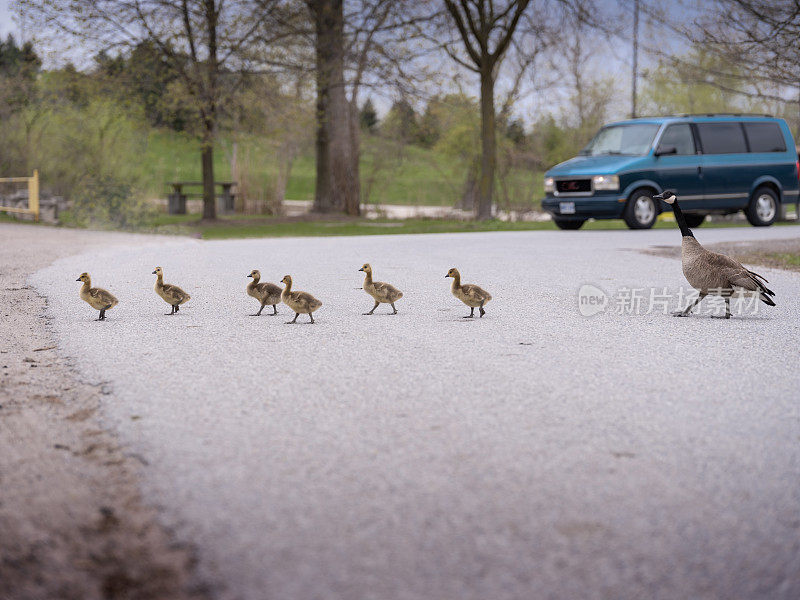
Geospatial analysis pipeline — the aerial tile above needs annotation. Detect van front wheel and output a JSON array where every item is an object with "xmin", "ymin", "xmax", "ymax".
[
  {"xmin": 745, "ymin": 187, "xmax": 778, "ymax": 227},
  {"xmin": 624, "ymin": 190, "xmax": 658, "ymax": 229}
]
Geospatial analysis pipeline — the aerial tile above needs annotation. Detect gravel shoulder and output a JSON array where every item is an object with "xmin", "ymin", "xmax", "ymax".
[
  {"xmin": 0, "ymin": 224, "xmax": 204, "ymax": 600},
  {"xmin": 644, "ymin": 236, "xmax": 800, "ymax": 272}
]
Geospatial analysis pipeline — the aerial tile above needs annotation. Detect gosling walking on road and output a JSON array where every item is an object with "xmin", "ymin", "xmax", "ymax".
[
  {"xmin": 359, "ymin": 263, "xmax": 403, "ymax": 315},
  {"xmin": 654, "ymin": 190, "xmax": 775, "ymax": 318},
  {"xmin": 247, "ymin": 269, "xmax": 281, "ymax": 316},
  {"xmin": 76, "ymin": 272, "xmax": 118, "ymax": 321},
  {"xmin": 280, "ymin": 275, "xmax": 322, "ymax": 324},
  {"xmin": 446, "ymin": 267, "xmax": 492, "ymax": 318},
  {"xmin": 152, "ymin": 266, "xmax": 191, "ymax": 315}
]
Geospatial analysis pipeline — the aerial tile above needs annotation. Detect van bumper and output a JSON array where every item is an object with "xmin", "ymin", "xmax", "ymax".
[{"xmin": 541, "ymin": 194, "xmax": 625, "ymax": 220}]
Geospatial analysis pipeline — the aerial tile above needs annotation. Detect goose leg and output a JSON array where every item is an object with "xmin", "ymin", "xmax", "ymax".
[
  {"xmin": 364, "ymin": 301, "xmax": 379, "ymax": 315},
  {"xmin": 166, "ymin": 304, "xmax": 176, "ymax": 315},
  {"xmin": 175, "ymin": 304, "xmax": 179, "ymax": 312},
  {"xmin": 673, "ymin": 293, "xmax": 705, "ymax": 317},
  {"xmin": 97, "ymin": 308, "xmax": 106, "ymax": 321},
  {"xmin": 309, "ymin": 312, "xmax": 315, "ymax": 324},
  {"xmin": 390, "ymin": 303, "xmax": 398, "ymax": 315},
  {"xmin": 286, "ymin": 313, "xmax": 299, "ymax": 324},
  {"xmin": 272, "ymin": 304, "xmax": 278, "ymax": 315},
  {"xmin": 254, "ymin": 303, "xmax": 265, "ymax": 316},
  {"xmin": 463, "ymin": 307, "xmax": 475, "ymax": 318},
  {"xmin": 479, "ymin": 304, "xmax": 486, "ymax": 318},
  {"xmin": 711, "ymin": 297, "xmax": 732, "ymax": 319}
]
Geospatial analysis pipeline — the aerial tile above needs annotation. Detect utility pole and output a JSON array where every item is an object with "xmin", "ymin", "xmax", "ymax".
[{"xmin": 632, "ymin": 0, "xmax": 639, "ymax": 118}]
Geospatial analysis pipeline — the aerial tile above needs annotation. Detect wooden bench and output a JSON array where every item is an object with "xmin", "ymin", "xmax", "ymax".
[{"xmin": 168, "ymin": 181, "xmax": 237, "ymax": 214}]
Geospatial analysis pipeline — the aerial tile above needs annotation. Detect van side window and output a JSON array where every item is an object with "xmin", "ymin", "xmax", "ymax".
[
  {"xmin": 696, "ymin": 122, "xmax": 748, "ymax": 154},
  {"xmin": 744, "ymin": 122, "xmax": 786, "ymax": 152},
  {"xmin": 657, "ymin": 124, "xmax": 695, "ymax": 155}
]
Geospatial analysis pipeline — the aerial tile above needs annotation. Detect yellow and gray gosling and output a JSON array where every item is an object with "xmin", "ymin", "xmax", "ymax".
[
  {"xmin": 247, "ymin": 269, "xmax": 281, "ymax": 316},
  {"xmin": 654, "ymin": 191, "xmax": 775, "ymax": 318},
  {"xmin": 76, "ymin": 272, "xmax": 118, "ymax": 321},
  {"xmin": 280, "ymin": 275, "xmax": 323, "ymax": 324},
  {"xmin": 152, "ymin": 266, "xmax": 191, "ymax": 315},
  {"xmin": 358, "ymin": 263, "xmax": 403, "ymax": 315},
  {"xmin": 445, "ymin": 267, "xmax": 492, "ymax": 318}
]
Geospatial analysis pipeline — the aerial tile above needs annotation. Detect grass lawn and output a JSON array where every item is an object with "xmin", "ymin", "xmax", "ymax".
[{"xmin": 141, "ymin": 130, "xmax": 542, "ymax": 207}]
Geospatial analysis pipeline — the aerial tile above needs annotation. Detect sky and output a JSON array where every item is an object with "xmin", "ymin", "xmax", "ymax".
[
  {"xmin": 0, "ymin": 0, "xmax": 710, "ymax": 124},
  {"xmin": 0, "ymin": 0, "xmax": 15, "ymax": 39}
]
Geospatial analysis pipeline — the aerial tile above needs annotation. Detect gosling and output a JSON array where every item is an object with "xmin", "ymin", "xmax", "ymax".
[
  {"xmin": 654, "ymin": 190, "xmax": 775, "ymax": 318},
  {"xmin": 358, "ymin": 263, "xmax": 403, "ymax": 315},
  {"xmin": 446, "ymin": 267, "xmax": 492, "ymax": 318},
  {"xmin": 247, "ymin": 269, "xmax": 281, "ymax": 316},
  {"xmin": 280, "ymin": 275, "xmax": 323, "ymax": 324},
  {"xmin": 152, "ymin": 266, "xmax": 191, "ymax": 315},
  {"xmin": 76, "ymin": 272, "xmax": 118, "ymax": 321}
]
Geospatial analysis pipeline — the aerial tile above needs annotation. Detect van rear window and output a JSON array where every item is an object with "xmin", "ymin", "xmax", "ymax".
[
  {"xmin": 696, "ymin": 122, "xmax": 748, "ymax": 154},
  {"xmin": 743, "ymin": 122, "xmax": 786, "ymax": 152}
]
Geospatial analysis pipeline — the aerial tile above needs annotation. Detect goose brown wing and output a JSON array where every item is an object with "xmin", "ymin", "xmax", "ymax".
[
  {"xmin": 373, "ymin": 281, "xmax": 402, "ymax": 301},
  {"xmin": 162, "ymin": 283, "xmax": 188, "ymax": 302},
  {"xmin": 461, "ymin": 284, "xmax": 491, "ymax": 302},
  {"xmin": 90, "ymin": 287, "xmax": 118, "ymax": 304},
  {"xmin": 259, "ymin": 282, "xmax": 282, "ymax": 297}
]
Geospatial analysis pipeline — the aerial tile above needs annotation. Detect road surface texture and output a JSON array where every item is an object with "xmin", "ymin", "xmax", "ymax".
[{"xmin": 30, "ymin": 225, "xmax": 800, "ymax": 600}]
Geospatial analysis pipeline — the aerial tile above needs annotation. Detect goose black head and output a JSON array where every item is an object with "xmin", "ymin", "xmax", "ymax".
[
  {"xmin": 445, "ymin": 267, "xmax": 459, "ymax": 279},
  {"xmin": 653, "ymin": 190, "xmax": 676, "ymax": 204},
  {"xmin": 248, "ymin": 269, "xmax": 260, "ymax": 279},
  {"xmin": 76, "ymin": 272, "xmax": 90, "ymax": 282},
  {"xmin": 152, "ymin": 266, "xmax": 162, "ymax": 276},
  {"xmin": 358, "ymin": 263, "xmax": 371, "ymax": 273},
  {"xmin": 281, "ymin": 275, "xmax": 292, "ymax": 286}
]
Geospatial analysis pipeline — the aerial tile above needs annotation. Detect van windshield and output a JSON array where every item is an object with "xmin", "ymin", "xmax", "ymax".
[{"xmin": 581, "ymin": 124, "xmax": 660, "ymax": 156}]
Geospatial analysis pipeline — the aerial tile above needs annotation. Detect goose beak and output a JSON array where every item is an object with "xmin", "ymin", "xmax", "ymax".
[
  {"xmin": 151, "ymin": 270, "xmax": 157, "ymax": 274},
  {"xmin": 358, "ymin": 268, "xmax": 364, "ymax": 272},
  {"xmin": 652, "ymin": 192, "xmax": 666, "ymax": 201},
  {"xmin": 247, "ymin": 274, "xmax": 253, "ymax": 278},
  {"xmin": 76, "ymin": 277, "xmax": 81, "ymax": 281}
]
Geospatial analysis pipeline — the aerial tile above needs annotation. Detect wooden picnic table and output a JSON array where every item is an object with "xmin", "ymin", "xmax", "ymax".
[{"xmin": 167, "ymin": 181, "xmax": 237, "ymax": 214}]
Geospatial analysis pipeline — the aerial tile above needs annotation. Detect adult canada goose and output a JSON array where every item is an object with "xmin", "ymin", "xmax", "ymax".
[
  {"xmin": 445, "ymin": 267, "xmax": 492, "ymax": 318},
  {"xmin": 76, "ymin": 272, "xmax": 118, "ymax": 321},
  {"xmin": 247, "ymin": 269, "xmax": 281, "ymax": 316},
  {"xmin": 358, "ymin": 263, "xmax": 403, "ymax": 315},
  {"xmin": 653, "ymin": 190, "xmax": 775, "ymax": 318},
  {"xmin": 152, "ymin": 266, "xmax": 191, "ymax": 315},
  {"xmin": 280, "ymin": 275, "xmax": 322, "ymax": 324}
]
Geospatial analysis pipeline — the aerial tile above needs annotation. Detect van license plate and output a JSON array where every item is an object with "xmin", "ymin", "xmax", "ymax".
[{"xmin": 559, "ymin": 201, "xmax": 576, "ymax": 215}]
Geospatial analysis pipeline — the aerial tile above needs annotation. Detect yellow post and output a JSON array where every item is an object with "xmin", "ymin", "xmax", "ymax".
[{"xmin": 28, "ymin": 169, "xmax": 39, "ymax": 222}]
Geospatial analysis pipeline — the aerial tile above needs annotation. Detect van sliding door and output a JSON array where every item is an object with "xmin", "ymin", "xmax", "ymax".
[{"xmin": 695, "ymin": 122, "xmax": 751, "ymax": 209}]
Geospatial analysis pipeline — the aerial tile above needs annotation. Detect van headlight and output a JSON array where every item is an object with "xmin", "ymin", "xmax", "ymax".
[
  {"xmin": 544, "ymin": 177, "xmax": 555, "ymax": 193},
  {"xmin": 592, "ymin": 175, "xmax": 619, "ymax": 191}
]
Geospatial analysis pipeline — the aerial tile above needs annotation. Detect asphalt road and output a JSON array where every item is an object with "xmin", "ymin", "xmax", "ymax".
[{"xmin": 31, "ymin": 226, "xmax": 800, "ymax": 600}]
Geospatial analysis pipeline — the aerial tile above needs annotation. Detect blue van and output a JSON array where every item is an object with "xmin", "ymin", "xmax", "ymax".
[{"xmin": 542, "ymin": 115, "xmax": 800, "ymax": 229}]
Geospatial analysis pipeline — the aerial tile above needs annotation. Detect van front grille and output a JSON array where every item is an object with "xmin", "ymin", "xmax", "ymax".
[{"xmin": 556, "ymin": 179, "xmax": 592, "ymax": 193}]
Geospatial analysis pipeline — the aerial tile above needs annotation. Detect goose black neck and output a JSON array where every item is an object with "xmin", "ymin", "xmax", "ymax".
[{"xmin": 671, "ymin": 199, "xmax": 694, "ymax": 238}]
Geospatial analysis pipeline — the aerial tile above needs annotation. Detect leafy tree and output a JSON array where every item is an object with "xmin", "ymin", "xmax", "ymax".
[
  {"xmin": 21, "ymin": 0, "xmax": 282, "ymax": 220},
  {"xmin": 441, "ymin": 0, "xmax": 531, "ymax": 219},
  {"xmin": 359, "ymin": 98, "xmax": 378, "ymax": 132}
]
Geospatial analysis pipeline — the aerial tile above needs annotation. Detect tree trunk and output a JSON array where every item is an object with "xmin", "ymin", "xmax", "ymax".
[
  {"xmin": 310, "ymin": 0, "xmax": 359, "ymax": 215},
  {"xmin": 348, "ymin": 99, "xmax": 361, "ymax": 215},
  {"xmin": 477, "ymin": 64, "xmax": 496, "ymax": 220},
  {"xmin": 201, "ymin": 127, "xmax": 216, "ymax": 220}
]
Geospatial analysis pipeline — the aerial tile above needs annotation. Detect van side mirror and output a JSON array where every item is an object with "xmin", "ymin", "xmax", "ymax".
[{"xmin": 655, "ymin": 145, "xmax": 677, "ymax": 157}]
